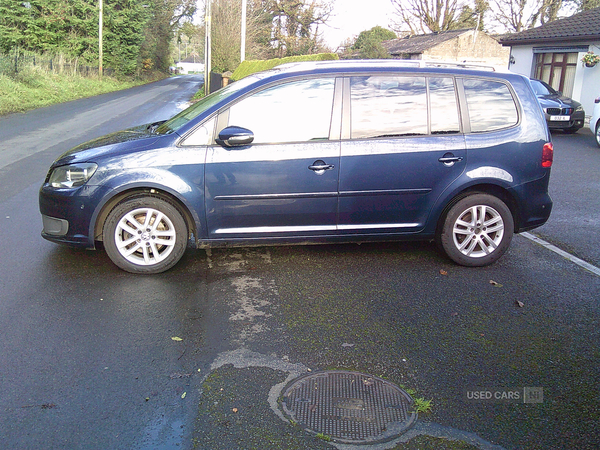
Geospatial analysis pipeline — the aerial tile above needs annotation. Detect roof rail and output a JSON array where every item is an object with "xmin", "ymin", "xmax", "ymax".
[
  {"xmin": 274, "ymin": 59, "xmax": 497, "ymax": 72},
  {"xmin": 420, "ymin": 61, "xmax": 496, "ymax": 71}
]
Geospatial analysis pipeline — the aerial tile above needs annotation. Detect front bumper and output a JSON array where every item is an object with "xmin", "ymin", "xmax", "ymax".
[
  {"xmin": 39, "ymin": 184, "xmax": 112, "ymax": 249},
  {"xmin": 546, "ymin": 110, "xmax": 585, "ymax": 130}
]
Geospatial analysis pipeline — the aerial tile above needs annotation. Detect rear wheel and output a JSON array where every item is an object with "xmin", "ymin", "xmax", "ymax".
[
  {"xmin": 103, "ymin": 196, "xmax": 188, "ymax": 274},
  {"xmin": 439, "ymin": 194, "xmax": 514, "ymax": 267},
  {"xmin": 596, "ymin": 122, "xmax": 600, "ymax": 148}
]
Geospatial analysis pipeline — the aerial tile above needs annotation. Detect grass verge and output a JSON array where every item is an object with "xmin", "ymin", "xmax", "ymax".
[{"xmin": 0, "ymin": 66, "xmax": 157, "ymax": 116}]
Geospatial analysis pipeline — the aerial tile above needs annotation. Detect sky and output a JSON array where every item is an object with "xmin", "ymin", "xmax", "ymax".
[{"xmin": 322, "ymin": 0, "xmax": 397, "ymax": 50}]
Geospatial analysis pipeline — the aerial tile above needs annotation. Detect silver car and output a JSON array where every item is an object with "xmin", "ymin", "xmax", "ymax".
[{"xmin": 590, "ymin": 95, "xmax": 600, "ymax": 147}]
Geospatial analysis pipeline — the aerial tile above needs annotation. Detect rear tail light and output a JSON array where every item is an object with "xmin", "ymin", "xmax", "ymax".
[{"xmin": 542, "ymin": 142, "xmax": 553, "ymax": 168}]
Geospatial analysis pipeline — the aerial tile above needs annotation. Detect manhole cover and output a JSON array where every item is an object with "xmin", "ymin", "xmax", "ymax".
[{"xmin": 281, "ymin": 371, "xmax": 416, "ymax": 444}]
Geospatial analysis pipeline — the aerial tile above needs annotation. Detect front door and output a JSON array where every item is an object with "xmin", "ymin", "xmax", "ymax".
[{"xmin": 205, "ymin": 77, "xmax": 342, "ymax": 239}]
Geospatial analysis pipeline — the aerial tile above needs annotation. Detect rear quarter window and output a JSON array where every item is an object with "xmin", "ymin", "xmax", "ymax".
[{"xmin": 463, "ymin": 79, "xmax": 519, "ymax": 133}]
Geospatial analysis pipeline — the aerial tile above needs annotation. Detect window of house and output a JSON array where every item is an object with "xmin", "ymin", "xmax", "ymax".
[
  {"xmin": 463, "ymin": 79, "xmax": 518, "ymax": 133},
  {"xmin": 534, "ymin": 52, "xmax": 578, "ymax": 97}
]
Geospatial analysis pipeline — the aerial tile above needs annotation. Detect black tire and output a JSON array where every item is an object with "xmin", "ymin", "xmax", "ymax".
[
  {"xmin": 103, "ymin": 196, "xmax": 188, "ymax": 274},
  {"xmin": 596, "ymin": 122, "xmax": 600, "ymax": 148},
  {"xmin": 439, "ymin": 194, "xmax": 514, "ymax": 267}
]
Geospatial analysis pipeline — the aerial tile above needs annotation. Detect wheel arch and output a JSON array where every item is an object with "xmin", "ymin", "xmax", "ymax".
[
  {"xmin": 434, "ymin": 183, "xmax": 521, "ymax": 238},
  {"xmin": 93, "ymin": 187, "xmax": 198, "ymax": 244}
]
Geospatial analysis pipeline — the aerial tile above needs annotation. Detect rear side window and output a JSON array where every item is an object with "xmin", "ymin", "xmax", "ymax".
[
  {"xmin": 429, "ymin": 77, "xmax": 461, "ymax": 135},
  {"xmin": 350, "ymin": 76, "xmax": 461, "ymax": 138},
  {"xmin": 351, "ymin": 76, "xmax": 427, "ymax": 138},
  {"xmin": 463, "ymin": 79, "xmax": 518, "ymax": 132}
]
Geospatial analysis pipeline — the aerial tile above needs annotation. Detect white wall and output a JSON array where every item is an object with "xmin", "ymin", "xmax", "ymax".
[
  {"xmin": 507, "ymin": 46, "xmax": 535, "ymax": 76},
  {"xmin": 579, "ymin": 43, "xmax": 600, "ymax": 116}
]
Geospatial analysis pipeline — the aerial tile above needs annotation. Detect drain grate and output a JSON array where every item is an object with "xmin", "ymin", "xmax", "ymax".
[{"xmin": 281, "ymin": 371, "xmax": 416, "ymax": 444}]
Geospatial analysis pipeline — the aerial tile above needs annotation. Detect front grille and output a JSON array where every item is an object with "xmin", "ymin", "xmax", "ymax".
[{"xmin": 546, "ymin": 107, "xmax": 573, "ymax": 115}]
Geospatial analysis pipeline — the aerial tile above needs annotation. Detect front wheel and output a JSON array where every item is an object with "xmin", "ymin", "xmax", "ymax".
[
  {"xmin": 595, "ymin": 122, "xmax": 600, "ymax": 148},
  {"xmin": 103, "ymin": 196, "xmax": 188, "ymax": 274},
  {"xmin": 439, "ymin": 194, "xmax": 514, "ymax": 267}
]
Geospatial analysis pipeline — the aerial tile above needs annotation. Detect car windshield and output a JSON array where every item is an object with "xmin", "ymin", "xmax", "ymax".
[
  {"xmin": 155, "ymin": 74, "xmax": 263, "ymax": 135},
  {"xmin": 530, "ymin": 79, "xmax": 557, "ymax": 96}
]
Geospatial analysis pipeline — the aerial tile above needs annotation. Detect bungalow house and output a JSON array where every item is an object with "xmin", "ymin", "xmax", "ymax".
[
  {"xmin": 382, "ymin": 28, "xmax": 510, "ymax": 69},
  {"xmin": 500, "ymin": 7, "xmax": 600, "ymax": 116}
]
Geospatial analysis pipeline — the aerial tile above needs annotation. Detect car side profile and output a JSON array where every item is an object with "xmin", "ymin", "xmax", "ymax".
[{"xmin": 39, "ymin": 60, "xmax": 553, "ymax": 274}]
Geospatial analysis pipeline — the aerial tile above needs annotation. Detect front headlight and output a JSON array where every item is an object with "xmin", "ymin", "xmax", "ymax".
[{"xmin": 48, "ymin": 163, "xmax": 98, "ymax": 188}]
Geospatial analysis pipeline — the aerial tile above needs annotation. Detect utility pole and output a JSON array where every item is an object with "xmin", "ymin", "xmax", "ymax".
[
  {"xmin": 99, "ymin": 0, "xmax": 103, "ymax": 78},
  {"xmin": 204, "ymin": 0, "xmax": 212, "ymax": 96},
  {"xmin": 241, "ymin": 0, "xmax": 247, "ymax": 62}
]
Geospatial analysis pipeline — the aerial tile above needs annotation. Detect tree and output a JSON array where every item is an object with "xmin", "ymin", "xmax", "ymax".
[
  {"xmin": 139, "ymin": 0, "xmax": 196, "ymax": 72},
  {"xmin": 268, "ymin": 0, "xmax": 334, "ymax": 56},
  {"xmin": 391, "ymin": 0, "xmax": 463, "ymax": 33},
  {"xmin": 0, "ymin": 0, "xmax": 196, "ymax": 74},
  {"xmin": 350, "ymin": 26, "xmax": 396, "ymax": 59},
  {"xmin": 202, "ymin": 0, "xmax": 334, "ymax": 73},
  {"xmin": 456, "ymin": 0, "xmax": 489, "ymax": 30},
  {"xmin": 488, "ymin": 0, "xmax": 563, "ymax": 32}
]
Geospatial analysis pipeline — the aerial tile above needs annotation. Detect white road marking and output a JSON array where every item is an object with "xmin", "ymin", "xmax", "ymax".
[{"xmin": 521, "ymin": 232, "xmax": 600, "ymax": 277}]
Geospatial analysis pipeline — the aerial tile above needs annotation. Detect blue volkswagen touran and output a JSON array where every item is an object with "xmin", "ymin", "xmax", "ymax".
[{"xmin": 40, "ymin": 60, "xmax": 553, "ymax": 273}]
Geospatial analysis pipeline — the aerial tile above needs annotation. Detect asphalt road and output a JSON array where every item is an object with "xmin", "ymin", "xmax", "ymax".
[{"xmin": 0, "ymin": 80, "xmax": 599, "ymax": 450}]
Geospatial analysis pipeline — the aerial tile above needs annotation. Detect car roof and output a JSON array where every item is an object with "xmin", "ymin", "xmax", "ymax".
[{"xmin": 272, "ymin": 59, "xmax": 502, "ymax": 75}]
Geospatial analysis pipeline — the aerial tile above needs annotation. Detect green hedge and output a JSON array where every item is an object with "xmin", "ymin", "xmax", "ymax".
[{"xmin": 231, "ymin": 53, "xmax": 338, "ymax": 81}]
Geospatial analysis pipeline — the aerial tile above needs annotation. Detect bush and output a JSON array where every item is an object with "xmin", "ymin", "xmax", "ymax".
[{"xmin": 231, "ymin": 53, "xmax": 338, "ymax": 81}]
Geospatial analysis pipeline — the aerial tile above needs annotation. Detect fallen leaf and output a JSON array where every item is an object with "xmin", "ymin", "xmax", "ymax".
[
  {"xmin": 451, "ymin": 312, "xmax": 459, "ymax": 317},
  {"xmin": 232, "ymin": 408, "xmax": 238, "ymax": 413},
  {"xmin": 489, "ymin": 280, "xmax": 503, "ymax": 287},
  {"xmin": 516, "ymin": 300, "xmax": 525, "ymax": 308},
  {"xmin": 181, "ymin": 392, "xmax": 187, "ymax": 399},
  {"xmin": 440, "ymin": 269, "xmax": 448, "ymax": 276},
  {"xmin": 171, "ymin": 337, "xmax": 183, "ymax": 341},
  {"xmin": 341, "ymin": 343, "xmax": 355, "ymax": 348}
]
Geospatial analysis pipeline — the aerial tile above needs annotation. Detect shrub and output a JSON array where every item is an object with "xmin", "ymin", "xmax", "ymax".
[{"xmin": 231, "ymin": 53, "xmax": 338, "ymax": 81}]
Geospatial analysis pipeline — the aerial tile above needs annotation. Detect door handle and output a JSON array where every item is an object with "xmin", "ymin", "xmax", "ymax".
[
  {"xmin": 438, "ymin": 154, "xmax": 464, "ymax": 167},
  {"xmin": 309, "ymin": 160, "xmax": 335, "ymax": 174}
]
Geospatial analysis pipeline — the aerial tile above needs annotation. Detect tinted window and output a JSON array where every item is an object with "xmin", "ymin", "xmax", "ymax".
[
  {"xmin": 227, "ymin": 78, "xmax": 335, "ymax": 144},
  {"xmin": 464, "ymin": 79, "xmax": 518, "ymax": 132},
  {"xmin": 351, "ymin": 76, "xmax": 427, "ymax": 138},
  {"xmin": 429, "ymin": 77, "xmax": 460, "ymax": 134}
]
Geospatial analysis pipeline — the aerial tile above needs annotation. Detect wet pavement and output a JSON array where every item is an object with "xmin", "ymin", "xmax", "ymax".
[{"xmin": 0, "ymin": 82, "xmax": 598, "ymax": 449}]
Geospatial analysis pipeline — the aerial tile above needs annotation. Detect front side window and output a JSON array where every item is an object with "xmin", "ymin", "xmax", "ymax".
[
  {"xmin": 227, "ymin": 78, "xmax": 336, "ymax": 144},
  {"xmin": 463, "ymin": 79, "xmax": 518, "ymax": 133},
  {"xmin": 181, "ymin": 117, "xmax": 216, "ymax": 146},
  {"xmin": 350, "ymin": 76, "xmax": 427, "ymax": 139}
]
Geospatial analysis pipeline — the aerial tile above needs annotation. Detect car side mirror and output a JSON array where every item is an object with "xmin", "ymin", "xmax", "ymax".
[{"xmin": 216, "ymin": 126, "xmax": 254, "ymax": 147}]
